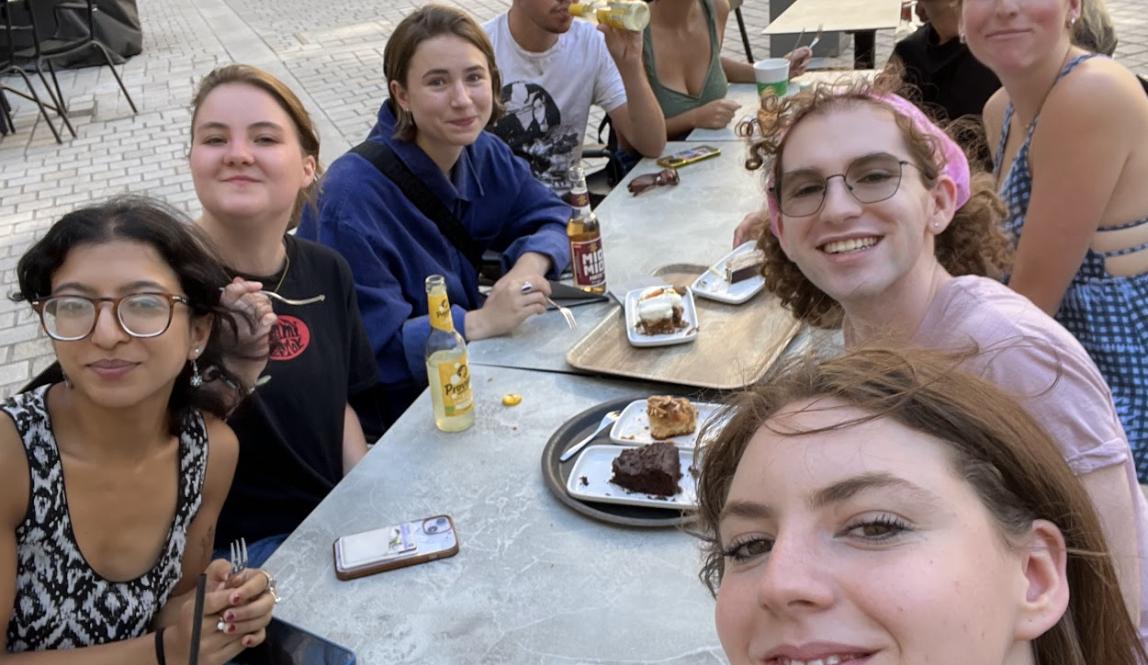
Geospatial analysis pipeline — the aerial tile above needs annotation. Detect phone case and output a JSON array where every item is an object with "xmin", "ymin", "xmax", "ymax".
[
  {"xmin": 656, "ymin": 145, "xmax": 721, "ymax": 169},
  {"xmin": 333, "ymin": 515, "xmax": 460, "ymax": 581}
]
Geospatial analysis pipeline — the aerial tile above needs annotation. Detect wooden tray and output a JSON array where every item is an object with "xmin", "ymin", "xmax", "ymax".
[{"xmin": 565, "ymin": 265, "xmax": 801, "ymax": 390}]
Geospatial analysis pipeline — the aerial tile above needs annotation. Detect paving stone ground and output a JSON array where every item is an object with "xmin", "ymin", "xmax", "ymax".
[{"xmin": 0, "ymin": 0, "xmax": 1145, "ymax": 396}]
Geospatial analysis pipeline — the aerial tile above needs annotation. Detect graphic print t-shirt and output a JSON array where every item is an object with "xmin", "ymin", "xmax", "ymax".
[{"xmin": 484, "ymin": 14, "xmax": 628, "ymax": 193}]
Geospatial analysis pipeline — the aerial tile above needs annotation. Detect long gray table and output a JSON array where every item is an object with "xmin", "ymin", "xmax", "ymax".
[{"xmin": 265, "ymin": 365, "xmax": 725, "ymax": 664}]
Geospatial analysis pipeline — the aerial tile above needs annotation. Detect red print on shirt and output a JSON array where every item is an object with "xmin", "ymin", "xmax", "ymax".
[{"xmin": 269, "ymin": 315, "xmax": 310, "ymax": 361}]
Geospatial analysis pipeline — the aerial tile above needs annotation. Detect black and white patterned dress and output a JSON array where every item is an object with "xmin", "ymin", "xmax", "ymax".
[{"xmin": 2, "ymin": 385, "xmax": 208, "ymax": 652}]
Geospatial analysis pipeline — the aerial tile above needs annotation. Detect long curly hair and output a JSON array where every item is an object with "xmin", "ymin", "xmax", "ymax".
[{"xmin": 744, "ymin": 72, "xmax": 1012, "ymax": 328}]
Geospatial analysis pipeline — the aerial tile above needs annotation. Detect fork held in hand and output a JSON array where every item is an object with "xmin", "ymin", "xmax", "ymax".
[
  {"xmin": 228, "ymin": 537, "xmax": 248, "ymax": 581},
  {"xmin": 520, "ymin": 282, "xmax": 577, "ymax": 330},
  {"xmin": 219, "ymin": 287, "xmax": 325, "ymax": 306}
]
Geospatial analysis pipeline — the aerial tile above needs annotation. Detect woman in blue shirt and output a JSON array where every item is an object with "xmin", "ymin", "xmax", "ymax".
[{"xmin": 298, "ymin": 5, "xmax": 570, "ymax": 428}]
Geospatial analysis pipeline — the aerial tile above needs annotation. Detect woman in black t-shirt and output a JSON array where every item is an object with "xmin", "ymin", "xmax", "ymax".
[{"xmin": 188, "ymin": 64, "xmax": 380, "ymax": 567}]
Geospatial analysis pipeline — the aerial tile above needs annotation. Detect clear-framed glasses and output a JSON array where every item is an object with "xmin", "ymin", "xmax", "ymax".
[
  {"xmin": 772, "ymin": 155, "xmax": 923, "ymax": 218},
  {"xmin": 31, "ymin": 292, "xmax": 190, "ymax": 341}
]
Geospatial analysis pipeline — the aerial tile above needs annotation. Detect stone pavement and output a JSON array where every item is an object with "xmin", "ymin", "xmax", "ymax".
[{"xmin": 0, "ymin": 0, "xmax": 1145, "ymax": 396}]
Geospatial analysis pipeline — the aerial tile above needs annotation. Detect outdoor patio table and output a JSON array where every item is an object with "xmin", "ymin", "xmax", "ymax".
[
  {"xmin": 762, "ymin": 0, "xmax": 901, "ymax": 69},
  {"xmin": 263, "ymin": 364, "xmax": 726, "ymax": 664}
]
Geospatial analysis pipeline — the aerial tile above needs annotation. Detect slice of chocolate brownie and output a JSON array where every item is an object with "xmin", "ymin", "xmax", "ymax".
[{"xmin": 610, "ymin": 441, "xmax": 682, "ymax": 497}]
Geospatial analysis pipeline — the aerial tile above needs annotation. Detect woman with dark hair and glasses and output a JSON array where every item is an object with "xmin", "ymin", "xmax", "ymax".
[
  {"xmin": 0, "ymin": 197, "xmax": 277, "ymax": 664},
  {"xmin": 743, "ymin": 74, "xmax": 1148, "ymax": 639}
]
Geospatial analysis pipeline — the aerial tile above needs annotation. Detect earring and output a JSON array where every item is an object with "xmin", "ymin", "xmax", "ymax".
[
  {"xmin": 190, "ymin": 350, "xmax": 203, "ymax": 388},
  {"xmin": 958, "ymin": 32, "xmax": 966, "ymax": 44},
  {"xmin": 62, "ymin": 372, "xmax": 72, "ymax": 389},
  {"xmin": 1066, "ymin": 13, "xmax": 1077, "ymax": 28}
]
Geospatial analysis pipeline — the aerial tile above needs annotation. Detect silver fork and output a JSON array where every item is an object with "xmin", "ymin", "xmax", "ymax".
[
  {"xmin": 218, "ymin": 287, "xmax": 326, "ymax": 306},
  {"xmin": 229, "ymin": 537, "xmax": 248, "ymax": 580},
  {"xmin": 807, "ymin": 23, "xmax": 823, "ymax": 50},
  {"xmin": 520, "ymin": 283, "xmax": 577, "ymax": 330},
  {"xmin": 260, "ymin": 290, "xmax": 325, "ymax": 306}
]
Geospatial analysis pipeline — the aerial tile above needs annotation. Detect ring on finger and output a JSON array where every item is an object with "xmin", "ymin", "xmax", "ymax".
[
  {"xmin": 257, "ymin": 570, "xmax": 282, "ymax": 604},
  {"xmin": 216, "ymin": 617, "xmax": 228, "ymax": 633}
]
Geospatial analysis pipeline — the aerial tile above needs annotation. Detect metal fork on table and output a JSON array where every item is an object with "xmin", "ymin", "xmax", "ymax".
[{"xmin": 520, "ymin": 282, "xmax": 577, "ymax": 330}]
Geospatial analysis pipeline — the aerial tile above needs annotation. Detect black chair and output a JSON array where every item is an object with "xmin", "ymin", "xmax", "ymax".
[
  {"xmin": 11, "ymin": 0, "xmax": 136, "ymax": 131},
  {"xmin": 730, "ymin": 0, "xmax": 754, "ymax": 63},
  {"xmin": 0, "ymin": 0, "xmax": 65, "ymax": 141}
]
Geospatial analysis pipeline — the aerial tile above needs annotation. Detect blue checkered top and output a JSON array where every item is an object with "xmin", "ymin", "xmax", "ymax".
[{"xmin": 996, "ymin": 52, "xmax": 1148, "ymax": 480}]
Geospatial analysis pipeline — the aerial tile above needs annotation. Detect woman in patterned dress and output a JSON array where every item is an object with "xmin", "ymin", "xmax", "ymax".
[
  {"xmin": 966, "ymin": 0, "xmax": 1148, "ymax": 479},
  {"xmin": 0, "ymin": 198, "xmax": 277, "ymax": 663}
]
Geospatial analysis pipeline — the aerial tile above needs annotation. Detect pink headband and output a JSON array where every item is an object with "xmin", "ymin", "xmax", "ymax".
[{"xmin": 766, "ymin": 93, "xmax": 971, "ymax": 238}]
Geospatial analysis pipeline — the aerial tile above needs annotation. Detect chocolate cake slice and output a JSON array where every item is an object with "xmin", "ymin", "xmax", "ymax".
[
  {"xmin": 726, "ymin": 249, "xmax": 765, "ymax": 283},
  {"xmin": 610, "ymin": 441, "xmax": 682, "ymax": 497}
]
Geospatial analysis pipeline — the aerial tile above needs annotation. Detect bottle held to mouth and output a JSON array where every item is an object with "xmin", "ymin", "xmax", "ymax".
[
  {"xmin": 424, "ymin": 275, "xmax": 475, "ymax": 432},
  {"xmin": 569, "ymin": 0, "xmax": 650, "ymax": 31}
]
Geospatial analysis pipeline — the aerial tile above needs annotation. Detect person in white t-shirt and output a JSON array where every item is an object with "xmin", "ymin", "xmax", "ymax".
[{"xmin": 484, "ymin": 0, "xmax": 666, "ymax": 194}]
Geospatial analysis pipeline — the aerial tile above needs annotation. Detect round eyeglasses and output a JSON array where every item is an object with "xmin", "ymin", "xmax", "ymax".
[
  {"xmin": 31, "ymin": 293, "xmax": 190, "ymax": 341},
  {"xmin": 772, "ymin": 156, "xmax": 924, "ymax": 218}
]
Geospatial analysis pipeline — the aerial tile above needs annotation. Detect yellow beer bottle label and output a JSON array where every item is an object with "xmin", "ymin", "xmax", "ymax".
[
  {"xmin": 437, "ymin": 357, "xmax": 473, "ymax": 416},
  {"xmin": 429, "ymin": 292, "xmax": 453, "ymax": 332}
]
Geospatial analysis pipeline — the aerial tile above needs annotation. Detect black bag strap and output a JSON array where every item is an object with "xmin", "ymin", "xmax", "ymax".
[{"xmin": 351, "ymin": 140, "xmax": 484, "ymax": 271}]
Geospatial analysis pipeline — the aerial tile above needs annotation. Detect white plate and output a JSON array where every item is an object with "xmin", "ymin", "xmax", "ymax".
[
  {"xmin": 624, "ymin": 286, "xmax": 699, "ymax": 348},
  {"xmin": 609, "ymin": 398, "xmax": 722, "ymax": 447},
  {"xmin": 691, "ymin": 242, "xmax": 766, "ymax": 305},
  {"xmin": 565, "ymin": 444, "xmax": 697, "ymax": 510}
]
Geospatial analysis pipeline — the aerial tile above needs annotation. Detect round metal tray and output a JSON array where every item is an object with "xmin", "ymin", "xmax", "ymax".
[{"xmin": 541, "ymin": 393, "xmax": 709, "ymax": 528}]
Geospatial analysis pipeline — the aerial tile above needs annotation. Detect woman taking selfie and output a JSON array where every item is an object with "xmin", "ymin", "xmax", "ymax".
[
  {"xmin": 744, "ymin": 73, "xmax": 1148, "ymax": 635},
  {"xmin": 965, "ymin": 0, "xmax": 1148, "ymax": 476},
  {"xmin": 0, "ymin": 198, "xmax": 276, "ymax": 664},
  {"xmin": 189, "ymin": 64, "xmax": 379, "ymax": 567},
  {"xmin": 696, "ymin": 347, "xmax": 1147, "ymax": 665},
  {"xmin": 298, "ymin": 4, "xmax": 570, "ymax": 427}
]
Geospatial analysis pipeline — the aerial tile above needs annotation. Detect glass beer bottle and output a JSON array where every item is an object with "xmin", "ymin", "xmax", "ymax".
[
  {"xmin": 424, "ymin": 275, "xmax": 475, "ymax": 432},
  {"xmin": 565, "ymin": 165, "xmax": 607, "ymax": 294},
  {"xmin": 569, "ymin": 0, "xmax": 650, "ymax": 31}
]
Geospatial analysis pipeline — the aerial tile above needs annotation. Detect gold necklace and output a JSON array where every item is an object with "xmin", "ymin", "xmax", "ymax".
[{"xmin": 271, "ymin": 248, "xmax": 290, "ymax": 294}]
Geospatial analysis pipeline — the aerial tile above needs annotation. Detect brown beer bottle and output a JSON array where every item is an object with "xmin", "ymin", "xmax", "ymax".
[{"xmin": 565, "ymin": 165, "xmax": 607, "ymax": 294}]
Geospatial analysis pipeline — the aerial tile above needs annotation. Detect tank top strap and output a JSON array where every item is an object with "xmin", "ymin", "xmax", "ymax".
[
  {"xmin": 1096, "ymin": 217, "xmax": 1148, "ymax": 258},
  {"xmin": 996, "ymin": 53, "xmax": 1102, "ymax": 177},
  {"xmin": 993, "ymin": 103, "xmax": 1015, "ymax": 178}
]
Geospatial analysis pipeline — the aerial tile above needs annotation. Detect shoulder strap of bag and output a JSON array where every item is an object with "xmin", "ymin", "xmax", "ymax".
[{"xmin": 351, "ymin": 140, "xmax": 484, "ymax": 271}]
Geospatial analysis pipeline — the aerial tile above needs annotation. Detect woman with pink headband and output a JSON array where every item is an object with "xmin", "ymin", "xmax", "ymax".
[{"xmin": 743, "ymin": 75, "xmax": 1148, "ymax": 639}]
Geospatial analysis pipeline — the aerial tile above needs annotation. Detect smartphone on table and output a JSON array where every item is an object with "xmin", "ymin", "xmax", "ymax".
[
  {"xmin": 656, "ymin": 145, "xmax": 721, "ymax": 169},
  {"xmin": 333, "ymin": 515, "xmax": 459, "ymax": 581}
]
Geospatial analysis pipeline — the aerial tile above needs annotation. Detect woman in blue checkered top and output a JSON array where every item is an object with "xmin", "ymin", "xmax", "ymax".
[{"xmin": 966, "ymin": 0, "xmax": 1148, "ymax": 480}]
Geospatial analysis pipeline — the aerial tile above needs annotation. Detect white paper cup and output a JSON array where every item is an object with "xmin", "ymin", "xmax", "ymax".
[{"xmin": 753, "ymin": 58, "xmax": 790, "ymax": 99}]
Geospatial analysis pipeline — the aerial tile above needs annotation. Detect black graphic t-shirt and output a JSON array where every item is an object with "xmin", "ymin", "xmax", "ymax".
[{"xmin": 215, "ymin": 235, "xmax": 378, "ymax": 546}]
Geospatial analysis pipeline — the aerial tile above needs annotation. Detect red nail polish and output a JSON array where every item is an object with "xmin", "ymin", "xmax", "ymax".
[
  {"xmin": 231, "ymin": 593, "xmax": 241, "ymax": 604},
  {"xmin": 224, "ymin": 611, "xmax": 234, "ymax": 622},
  {"xmin": 243, "ymin": 637, "xmax": 252, "ymax": 647}
]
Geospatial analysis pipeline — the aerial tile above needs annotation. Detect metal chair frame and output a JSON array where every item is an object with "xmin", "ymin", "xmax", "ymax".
[{"xmin": 0, "ymin": 0, "xmax": 66, "ymax": 141}]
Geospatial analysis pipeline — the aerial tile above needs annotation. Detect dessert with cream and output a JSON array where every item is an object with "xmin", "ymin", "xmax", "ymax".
[
  {"xmin": 636, "ymin": 286, "xmax": 687, "ymax": 335},
  {"xmin": 725, "ymin": 249, "xmax": 765, "ymax": 283},
  {"xmin": 647, "ymin": 396, "xmax": 697, "ymax": 439}
]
